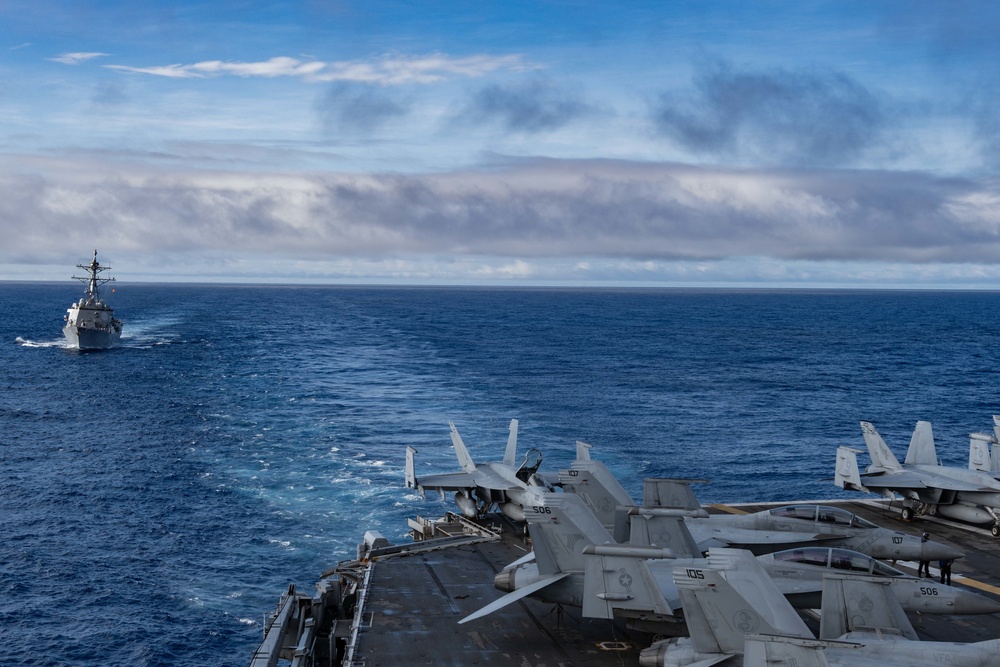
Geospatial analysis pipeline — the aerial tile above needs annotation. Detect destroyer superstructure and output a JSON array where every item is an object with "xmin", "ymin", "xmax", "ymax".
[{"xmin": 63, "ymin": 250, "xmax": 122, "ymax": 350}]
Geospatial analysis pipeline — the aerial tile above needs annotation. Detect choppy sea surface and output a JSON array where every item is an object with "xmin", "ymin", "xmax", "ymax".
[{"xmin": 4, "ymin": 283, "xmax": 1000, "ymax": 666}]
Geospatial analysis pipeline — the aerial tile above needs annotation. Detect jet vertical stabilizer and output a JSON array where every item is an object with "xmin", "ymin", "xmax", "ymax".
[
  {"xmin": 525, "ymin": 492, "xmax": 615, "ymax": 575},
  {"xmin": 860, "ymin": 421, "xmax": 902, "ymax": 472},
  {"xmin": 673, "ymin": 549, "xmax": 812, "ymax": 654},
  {"xmin": 819, "ymin": 574, "xmax": 917, "ymax": 641},
  {"xmin": 404, "ymin": 446, "xmax": 417, "ymax": 490},
  {"xmin": 557, "ymin": 453, "xmax": 636, "ymax": 530},
  {"xmin": 448, "ymin": 421, "xmax": 477, "ymax": 473},
  {"xmin": 502, "ymin": 419, "xmax": 518, "ymax": 466},
  {"xmin": 834, "ymin": 446, "xmax": 867, "ymax": 492},
  {"xmin": 905, "ymin": 420, "xmax": 937, "ymax": 466}
]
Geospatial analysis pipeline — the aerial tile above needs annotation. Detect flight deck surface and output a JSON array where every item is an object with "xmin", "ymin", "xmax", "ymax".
[
  {"xmin": 355, "ymin": 536, "xmax": 647, "ymax": 666},
  {"xmin": 268, "ymin": 500, "xmax": 1000, "ymax": 666}
]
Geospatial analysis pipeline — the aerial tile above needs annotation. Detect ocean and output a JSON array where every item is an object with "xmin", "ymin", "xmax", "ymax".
[{"xmin": 3, "ymin": 283, "xmax": 1000, "ymax": 666}]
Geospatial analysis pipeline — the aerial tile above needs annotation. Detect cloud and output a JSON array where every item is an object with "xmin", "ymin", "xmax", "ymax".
[
  {"xmin": 652, "ymin": 62, "xmax": 886, "ymax": 167},
  {"xmin": 50, "ymin": 52, "xmax": 110, "ymax": 65},
  {"xmin": 315, "ymin": 82, "xmax": 409, "ymax": 134},
  {"xmin": 4, "ymin": 157, "xmax": 1000, "ymax": 272},
  {"xmin": 105, "ymin": 53, "xmax": 528, "ymax": 85},
  {"xmin": 454, "ymin": 79, "xmax": 593, "ymax": 133}
]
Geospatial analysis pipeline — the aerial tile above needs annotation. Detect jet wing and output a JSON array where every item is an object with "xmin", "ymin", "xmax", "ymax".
[
  {"xmin": 868, "ymin": 470, "xmax": 1000, "ymax": 493},
  {"xmin": 916, "ymin": 473, "xmax": 1000, "ymax": 492},
  {"xmin": 410, "ymin": 471, "xmax": 481, "ymax": 492},
  {"xmin": 863, "ymin": 468, "xmax": 1000, "ymax": 493},
  {"xmin": 413, "ymin": 467, "xmax": 522, "ymax": 493},
  {"xmin": 857, "ymin": 471, "xmax": 929, "ymax": 490}
]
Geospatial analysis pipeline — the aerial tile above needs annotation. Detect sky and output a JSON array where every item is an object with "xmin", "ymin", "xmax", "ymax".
[{"xmin": 3, "ymin": 1, "xmax": 1000, "ymax": 286}]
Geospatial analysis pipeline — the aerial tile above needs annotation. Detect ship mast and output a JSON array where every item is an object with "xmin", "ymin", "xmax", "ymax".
[{"xmin": 71, "ymin": 249, "xmax": 116, "ymax": 303}]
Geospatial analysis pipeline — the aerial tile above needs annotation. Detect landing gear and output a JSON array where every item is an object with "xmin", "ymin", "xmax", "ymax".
[
  {"xmin": 901, "ymin": 506, "xmax": 914, "ymax": 522},
  {"xmin": 991, "ymin": 524, "xmax": 1000, "ymax": 538}
]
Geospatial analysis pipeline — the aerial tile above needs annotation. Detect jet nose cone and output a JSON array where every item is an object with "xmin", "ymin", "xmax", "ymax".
[
  {"xmin": 952, "ymin": 589, "xmax": 1000, "ymax": 615},
  {"xmin": 922, "ymin": 542, "xmax": 964, "ymax": 562}
]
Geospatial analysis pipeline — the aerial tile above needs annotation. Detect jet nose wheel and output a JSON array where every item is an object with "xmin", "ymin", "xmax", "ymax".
[
  {"xmin": 901, "ymin": 507, "xmax": 914, "ymax": 522},
  {"xmin": 991, "ymin": 524, "xmax": 1000, "ymax": 538}
]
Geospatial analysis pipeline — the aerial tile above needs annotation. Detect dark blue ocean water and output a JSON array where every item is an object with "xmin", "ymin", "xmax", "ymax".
[{"xmin": 4, "ymin": 284, "xmax": 1000, "ymax": 666}]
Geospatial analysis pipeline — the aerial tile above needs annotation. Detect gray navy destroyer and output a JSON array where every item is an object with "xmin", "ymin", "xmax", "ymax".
[{"xmin": 63, "ymin": 250, "xmax": 122, "ymax": 350}]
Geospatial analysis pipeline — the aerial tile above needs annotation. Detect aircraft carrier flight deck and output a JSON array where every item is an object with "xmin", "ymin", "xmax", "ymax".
[{"xmin": 249, "ymin": 499, "xmax": 1000, "ymax": 667}]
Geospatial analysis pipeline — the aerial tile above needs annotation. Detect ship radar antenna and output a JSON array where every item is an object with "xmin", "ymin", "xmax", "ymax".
[{"xmin": 71, "ymin": 249, "xmax": 116, "ymax": 303}]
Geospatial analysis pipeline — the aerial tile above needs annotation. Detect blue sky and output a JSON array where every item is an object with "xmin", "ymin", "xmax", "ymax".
[{"xmin": 3, "ymin": 1, "xmax": 1000, "ymax": 286}]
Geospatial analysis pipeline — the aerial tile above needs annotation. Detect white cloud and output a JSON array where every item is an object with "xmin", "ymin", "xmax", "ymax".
[
  {"xmin": 50, "ymin": 52, "xmax": 110, "ymax": 65},
  {"xmin": 105, "ymin": 53, "xmax": 527, "ymax": 85}
]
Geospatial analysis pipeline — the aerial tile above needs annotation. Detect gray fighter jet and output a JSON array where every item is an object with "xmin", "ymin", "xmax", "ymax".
[
  {"xmin": 646, "ymin": 550, "xmax": 1000, "ymax": 667},
  {"xmin": 836, "ymin": 420, "xmax": 1000, "ymax": 535},
  {"xmin": 559, "ymin": 447, "xmax": 962, "ymax": 562},
  {"xmin": 750, "ymin": 573, "xmax": 1000, "ymax": 667},
  {"xmin": 688, "ymin": 502, "xmax": 962, "ymax": 562},
  {"xmin": 459, "ymin": 493, "xmax": 998, "ymax": 630},
  {"xmin": 404, "ymin": 419, "xmax": 552, "ymax": 520}
]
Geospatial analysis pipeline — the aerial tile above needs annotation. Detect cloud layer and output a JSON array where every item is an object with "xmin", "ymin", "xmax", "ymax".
[{"xmin": 4, "ymin": 158, "xmax": 999, "ymax": 273}]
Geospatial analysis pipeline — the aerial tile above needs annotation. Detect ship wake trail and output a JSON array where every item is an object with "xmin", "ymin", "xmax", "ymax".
[{"xmin": 15, "ymin": 336, "xmax": 68, "ymax": 348}]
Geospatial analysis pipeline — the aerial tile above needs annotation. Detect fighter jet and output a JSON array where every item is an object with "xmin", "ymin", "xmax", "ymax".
[
  {"xmin": 836, "ymin": 420, "xmax": 1000, "ymax": 535},
  {"xmin": 404, "ymin": 419, "xmax": 552, "ymax": 521},
  {"xmin": 645, "ymin": 550, "xmax": 1000, "ymax": 667},
  {"xmin": 687, "ymin": 502, "xmax": 962, "ymax": 562},
  {"xmin": 746, "ymin": 574, "xmax": 1000, "ymax": 667},
  {"xmin": 459, "ymin": 493, "xmax": 997, "ymax": 631},
  {"xmin": 559, "ymin": 449, "xmax": 962, "ymax": 562}
]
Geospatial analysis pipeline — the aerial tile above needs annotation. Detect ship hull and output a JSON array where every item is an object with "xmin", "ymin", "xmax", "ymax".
[{"xmin": 63, "ymin": 324, "xmax": 121, "ymax": 350}]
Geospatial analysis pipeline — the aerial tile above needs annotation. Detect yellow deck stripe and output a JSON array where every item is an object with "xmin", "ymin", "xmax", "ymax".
[
  {"xmin": 707, "ymin": 503, "xmax": 748, "ymax": 515},
  {"xmin": 954, "ymin": 576, "xmax": 1000, "ymax": 597}
]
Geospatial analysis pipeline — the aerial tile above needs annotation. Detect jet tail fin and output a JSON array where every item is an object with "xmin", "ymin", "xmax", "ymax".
[
  {"xmin": 819, "ymin": 573, "xmax": 917, "ymax": 640},
  {"xmin": 673, "ymin": 548, "xmax": 812, "ymax": 654},
  {"xmin": 834, "ymin": 446, "xmax": 867, "ymax": 492},
  {"xmin": 502, "ymin": 418, "xmax": 519, "ymax": 466},
  {"xmin": 525, "ymin": 492, "xmax": 615, "ymax": 575},
  {"xmin": 404, "ymin": 446, "xmax": 417, "ymax": 489},
  {"xmin": 859, "ymin": 421, "xmax": 902, "ymax": 472},
  {"xmin": 449, "ymin": 421, "xmax": 477, "ymax": 473},
  {"xmin": 558, "ymin": 454, "xmax": 636, "ymax": 530},
  {"xmin": 904, "ymin": 420, "xmax": 937, "ymax": 466}
]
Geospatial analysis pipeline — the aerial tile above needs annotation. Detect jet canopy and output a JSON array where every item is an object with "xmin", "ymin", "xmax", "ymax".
[
  {"xmin": 768, "ymin": 504, "xmax": 878, "ymax": 529},
  {"xmin": 772, "ymin": 547, "xmax": 907, "ymax": 577}
]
